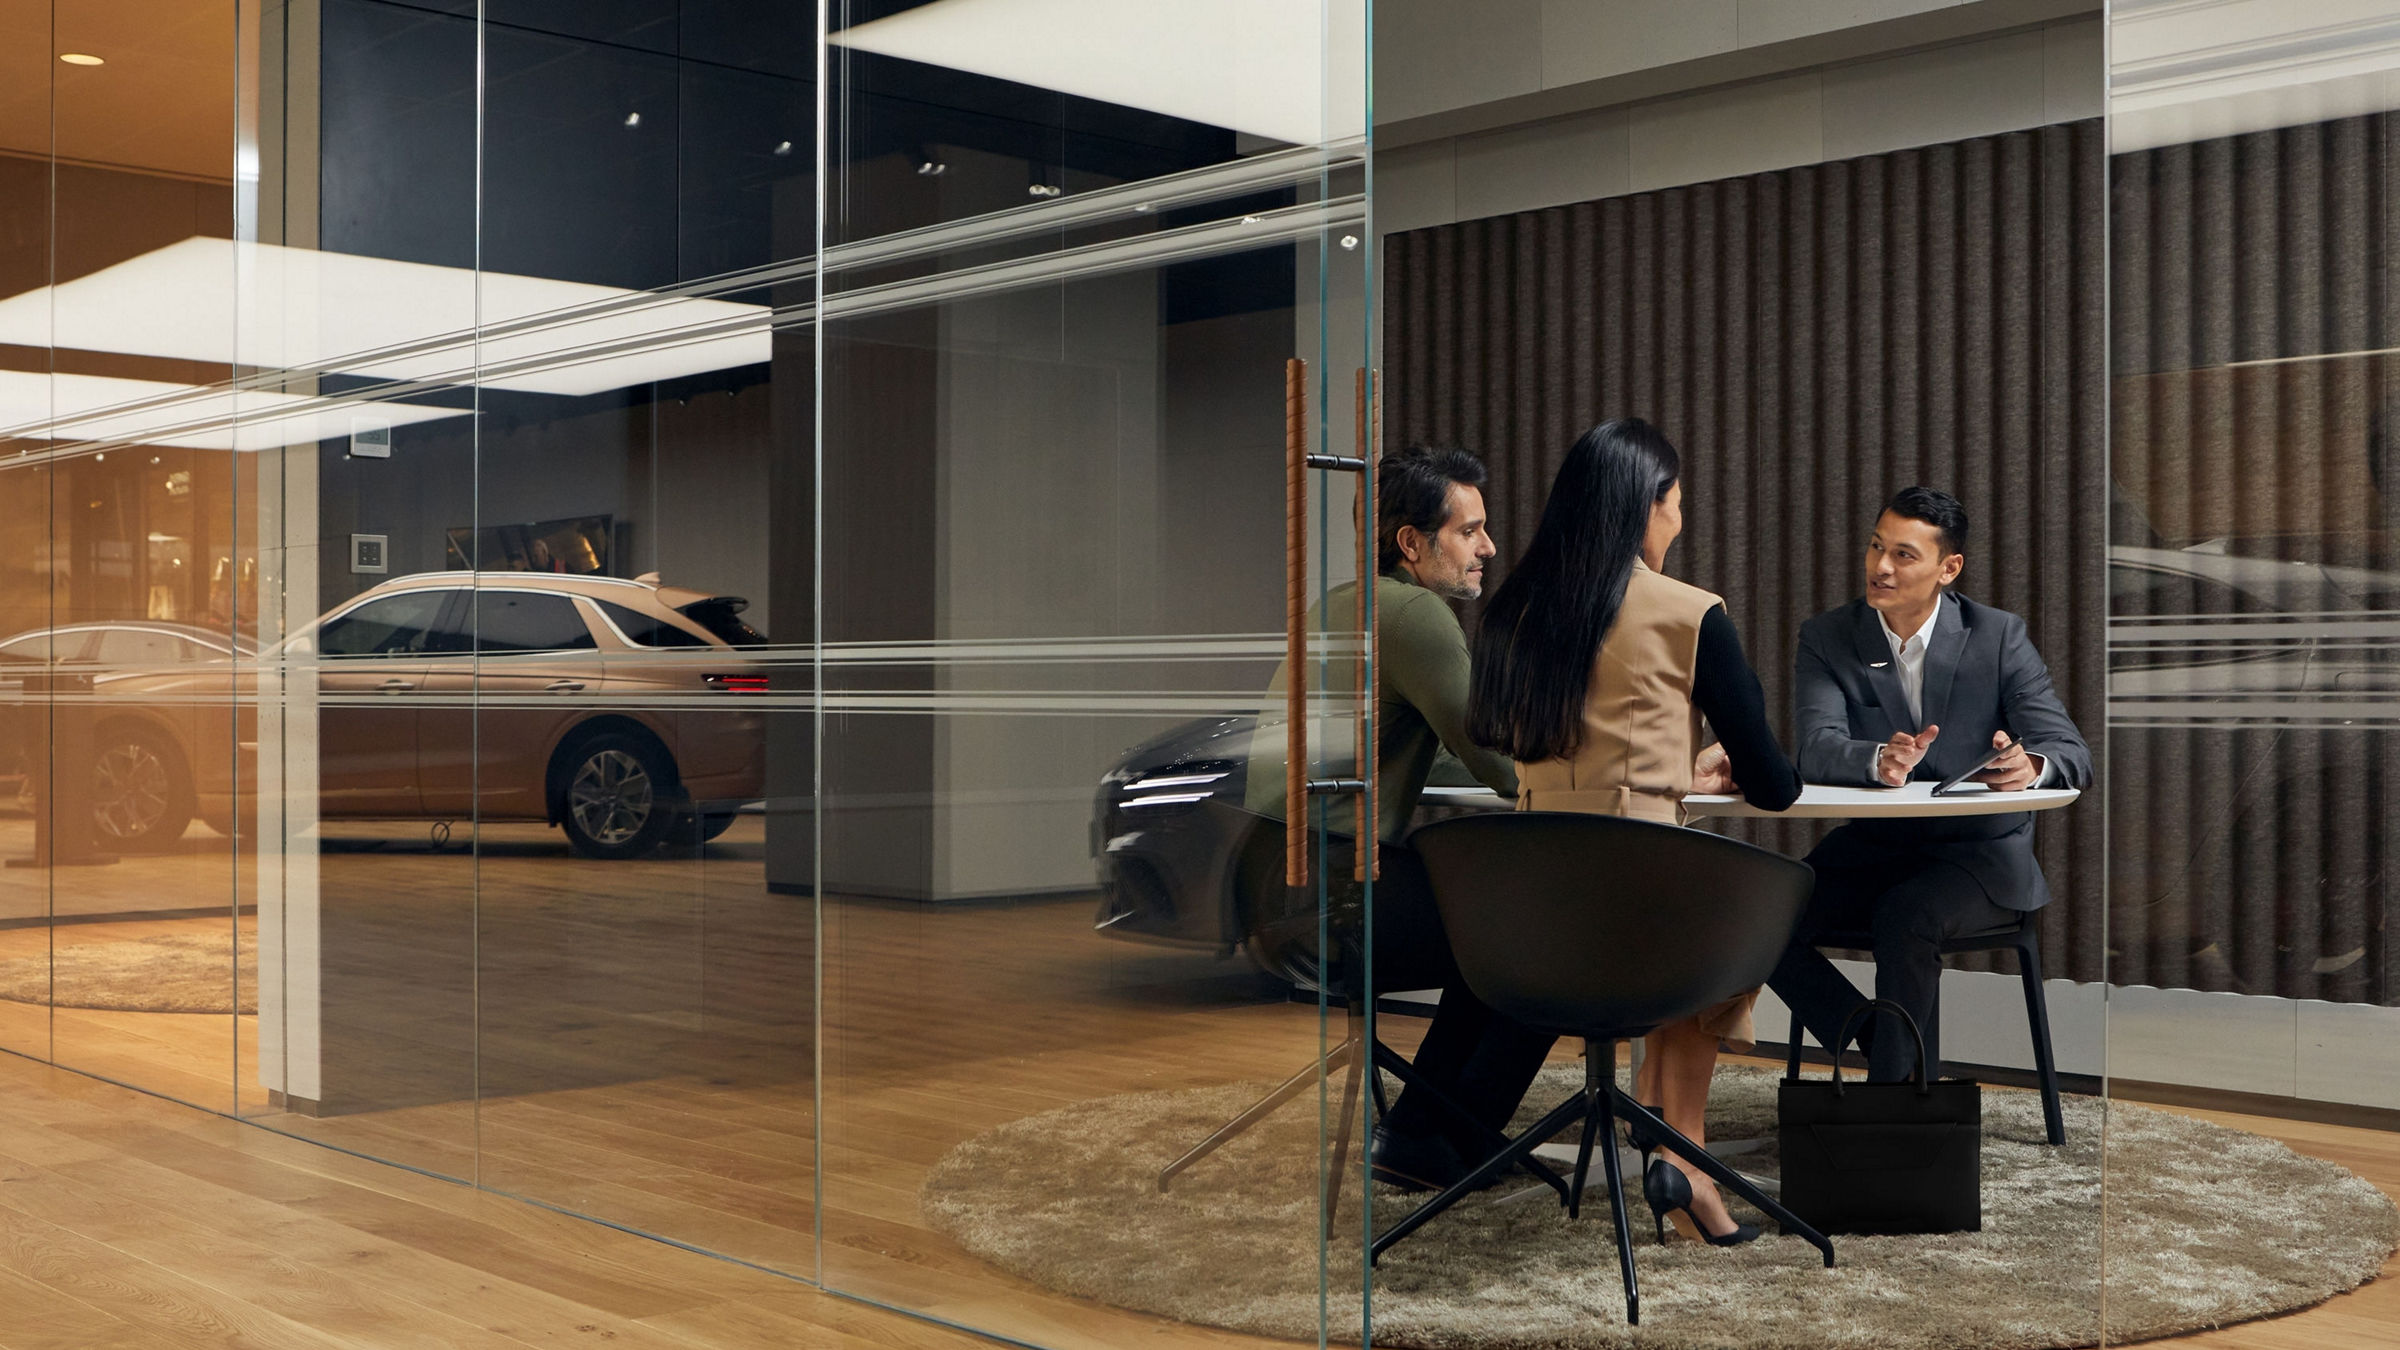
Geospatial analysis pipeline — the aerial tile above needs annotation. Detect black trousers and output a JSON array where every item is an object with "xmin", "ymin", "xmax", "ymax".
[{"xmin": 1767, "ymin": 849, "xmax": 2016, "ymax": 1082}]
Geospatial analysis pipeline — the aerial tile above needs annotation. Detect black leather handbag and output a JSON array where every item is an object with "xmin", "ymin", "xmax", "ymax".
[{"xmin": 1777, "ymin": 999, "xmax": 1982, "ymax": 1234}]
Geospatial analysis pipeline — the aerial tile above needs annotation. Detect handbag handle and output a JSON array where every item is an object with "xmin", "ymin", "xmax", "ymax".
[{"xmin": 1829, "ymin": 998, "xmax": 1933, "ymax": 1096}]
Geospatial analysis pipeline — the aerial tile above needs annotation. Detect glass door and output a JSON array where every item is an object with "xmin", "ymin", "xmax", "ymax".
[{"xmin": 816, "ymin": 1, "xmax": 1375, "ymax": 1342}]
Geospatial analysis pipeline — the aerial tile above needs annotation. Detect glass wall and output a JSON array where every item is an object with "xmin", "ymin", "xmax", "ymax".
[
  {"xmin": 2106, "ymin": 0, "xmax": 2400, "ymax": 1338},
  {"xmin": 6, "ymin": 2, "xmax": 2397, "ymax": 1348},
  {"xmin": 816, "ymin": 1, "xmax": 1373, "ymax": 1340}
]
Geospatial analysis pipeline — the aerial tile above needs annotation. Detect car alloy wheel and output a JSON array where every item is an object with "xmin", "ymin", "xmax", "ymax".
[
  {"xmin": 92, "ymin": 740, "xmax": 172, "ymax": 842},
  {"xmin": 568, "ymin": 747, "xmax": 656, "ymax": 847}
]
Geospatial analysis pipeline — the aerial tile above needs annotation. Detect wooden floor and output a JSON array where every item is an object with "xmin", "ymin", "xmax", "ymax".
[{"xmin": 0, "ymin": 813, "xmax": 2392, "ymax": 1348}]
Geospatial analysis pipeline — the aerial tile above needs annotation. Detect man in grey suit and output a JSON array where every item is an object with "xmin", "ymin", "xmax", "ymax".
[{"xmin": 1769, "ymin": 487, "xmax": 2092, "ymax": 1082}]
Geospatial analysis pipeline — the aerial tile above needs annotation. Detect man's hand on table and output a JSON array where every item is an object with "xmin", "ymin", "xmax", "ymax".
[{"xmin": 1874, "ymin": 725, "xmax": 1939, "ymax": 786}]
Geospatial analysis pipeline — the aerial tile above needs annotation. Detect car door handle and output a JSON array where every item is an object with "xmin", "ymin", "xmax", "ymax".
[
  {"xmin": 545, "ymin": 680, "xmax": 586, "ymax": 693},
  {"xmin": 379, "ymin": 678, "xmax": 416, "ymax": 692}
]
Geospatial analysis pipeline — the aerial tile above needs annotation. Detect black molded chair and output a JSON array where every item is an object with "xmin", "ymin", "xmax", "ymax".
[
  {"xmin": 1781, "ymin": 912, "xmax": 2065, "ymax": 1146},
  {"xmin": 1156, "ymin": 801, "xmax": 1569, "ymax": 1219},
  {"xmin": 1392, "ymin": 811, "xmax": 1836, "ymax": 1325}
]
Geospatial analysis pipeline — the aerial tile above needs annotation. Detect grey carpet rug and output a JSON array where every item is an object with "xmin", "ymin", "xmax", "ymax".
[
  {"xmin": 921, "ymin": 1064, "xmax": 2399, "ymax": 1348},
  {"xmin": 0, "ymin": 931, "xmax": 256, "ymax": 1013}
]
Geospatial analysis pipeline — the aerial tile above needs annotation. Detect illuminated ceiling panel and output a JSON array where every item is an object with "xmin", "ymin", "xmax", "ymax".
[
  {"xmin": 0, "ymin": 371, "xmax": 467, "ymax": 452},
  {"xmin": 0, "ymin": 237, "xmax": 773, "ymax": 399},
  {"xmin": 829, "ymin": 0, "xmax": 1365, "ymax": 147}
]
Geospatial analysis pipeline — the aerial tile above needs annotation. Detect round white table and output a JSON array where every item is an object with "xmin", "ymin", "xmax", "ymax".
[{"xmin": 1423, "ymin": 781, "xmax": 2081, "ymax": 819}]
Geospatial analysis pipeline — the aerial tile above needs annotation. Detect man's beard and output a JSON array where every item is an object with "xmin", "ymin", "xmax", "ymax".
[{"xmin": 1429, "ymin": 567, "xmax": 1481, "ymax": 600}]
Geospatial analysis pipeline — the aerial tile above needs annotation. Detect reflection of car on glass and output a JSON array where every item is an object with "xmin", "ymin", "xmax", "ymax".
[
  {"xmin": 2108, "ymin": 542, "xmax": 2400, "ymax": 716},
  {"xmin": 0, "ymin": 623, "xmax": 262, "ymax": 809},
  {"xmin": 80, "ymin": 572, "xmax": 769, "ymax": 858}
]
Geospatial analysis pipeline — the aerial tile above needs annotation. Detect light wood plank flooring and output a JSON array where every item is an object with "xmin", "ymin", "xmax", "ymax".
[{"xmin": 0, "ymin": 814, "xmax": 2390, "ymax": 1347}]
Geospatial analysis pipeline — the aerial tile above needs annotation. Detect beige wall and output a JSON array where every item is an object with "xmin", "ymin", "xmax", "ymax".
[{"xmin": 1378, "ymin": 14, "xmax": 2102, "ymax": 236}]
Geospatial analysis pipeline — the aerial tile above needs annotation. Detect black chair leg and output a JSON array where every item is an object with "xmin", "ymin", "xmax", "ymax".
[
  {"xmin": 1785, "ymin": 1006, "xmax": 1806, "ymax": 1079},
  {"xmin": 1567, "ymin": 1059, "xmax": 1603, "ymax": 1221},
  {"xmin": 2014, "ymin": 931, "xmax": 2066, "ymax": 1146},
  {"xmin": 1592, "ymin": 1072, "xmax": 1639, "ymax": 1325},
  {"xmin": 1370, "ymin": 1093, "xmax": 1587, "ymax": 1262},
  {"xmin": 1614, "ymin": 1097, "xmax": 1836, "ymax": 1269}
]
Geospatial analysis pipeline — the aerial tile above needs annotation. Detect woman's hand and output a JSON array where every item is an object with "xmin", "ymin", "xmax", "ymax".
[{"xmin": 1693, "ymin": 743, "xmax": 1738, "ymax": 795}]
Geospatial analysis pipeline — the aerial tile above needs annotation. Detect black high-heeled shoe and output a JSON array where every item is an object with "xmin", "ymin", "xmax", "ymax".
[{"xmin": 1642, "ymin": 1158, "xmax": 1760, "ymax": 1247}]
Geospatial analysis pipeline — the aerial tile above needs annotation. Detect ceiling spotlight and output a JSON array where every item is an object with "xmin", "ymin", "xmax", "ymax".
[
  {"xmin": 917, "ymin": 160, "xmax": 946, "ymax": 176},
  {"xmin": 1242, "ymin": 214, "xmax": 1263, "ymax": 224},
  {"xmin": 1339, "ymin": 234, "xmax": 1359, "ymax": 250},
  {"xmin": 774, "ymin": 140, "xmax": 794, "ymax": 156},
  {"xmin": 1028, "ymin": 183, "xmax": 1062, "ymax": 198},
  {"xmin": 623, "ymin": 111, "xmax": 642, "ymax": 127},
  {"xmin": 58, "ymin": 52, "xmax": 103, "ymax": 66},
  {"xmin": 93, "ymin": 452, "xmax": 106, "ymax": 461}
]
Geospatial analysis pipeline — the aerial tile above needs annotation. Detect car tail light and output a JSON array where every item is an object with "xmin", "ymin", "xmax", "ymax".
[{"xmin": 703, "ymin": 673, "xmax": 770, "ymax": 693}]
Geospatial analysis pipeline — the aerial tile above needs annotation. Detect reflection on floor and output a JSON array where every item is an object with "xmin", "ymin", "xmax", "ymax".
[{"xmin": 0, "ymin": 806, "xmax": 2393, "ymax": 1348}]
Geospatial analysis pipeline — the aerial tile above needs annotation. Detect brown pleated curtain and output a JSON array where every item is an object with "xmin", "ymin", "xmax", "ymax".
[{"xmin": 1385, "ymin": 120, "xmax": 2114, "ymax": 986}]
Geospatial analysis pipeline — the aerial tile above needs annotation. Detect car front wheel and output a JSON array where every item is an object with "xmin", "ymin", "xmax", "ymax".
[
  {"xmin": 560, "ymin": 733, "xmax": 678, "ymax": 860},
  {"xmin": 91, "ymin": 724, "xmax": 194, "ymax": 852}
]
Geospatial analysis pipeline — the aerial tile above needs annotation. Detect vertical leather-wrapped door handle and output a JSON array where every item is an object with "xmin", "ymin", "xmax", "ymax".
[{"xmin": 1285, "ymin": 358, "xmax": 1309, "ymax": 886}]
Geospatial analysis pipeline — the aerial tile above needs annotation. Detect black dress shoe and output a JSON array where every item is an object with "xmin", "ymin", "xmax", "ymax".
[{"xmin": 1369, "ymin": 1125, "xmax": 1467, "ymax": 1193}]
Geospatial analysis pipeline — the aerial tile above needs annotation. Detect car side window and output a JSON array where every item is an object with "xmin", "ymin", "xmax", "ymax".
[
  {"xmin": 475, "ymin": 592, "xmax": 598, "ymax": 653},
  {"xmin": 593, "ymin": 599, "xmax": 709, "ymax": 648},
  {"xmin": 315, "ymin": 592, "xmax": 452, "ymax": 657},
  {"xmin": 0, "ymin": 633, "xmax": 60, "ymax": 662},
  {"xmin": 93, "ymin": 630, "xmax": 209, "ymax": 666}
]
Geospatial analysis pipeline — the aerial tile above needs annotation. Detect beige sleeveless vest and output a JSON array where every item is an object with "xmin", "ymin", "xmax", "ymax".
[{"xmin": 1515, "ymin": 561, "xmax": 1723, "ymax": 825}]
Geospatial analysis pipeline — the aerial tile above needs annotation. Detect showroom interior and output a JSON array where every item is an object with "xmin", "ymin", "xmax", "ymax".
[{"xmin": 0, "ymin": 0, "xmax": 2395, "ymax": 1347}]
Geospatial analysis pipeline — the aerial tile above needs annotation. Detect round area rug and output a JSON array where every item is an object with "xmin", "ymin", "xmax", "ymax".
[
  {"xmin": 0, "ymin": 931, "xmax": 257, "ymax": 1013},
  {"xmin": 921, "ymin": 1064, "xmax": 2399, "ymax": 1348}
]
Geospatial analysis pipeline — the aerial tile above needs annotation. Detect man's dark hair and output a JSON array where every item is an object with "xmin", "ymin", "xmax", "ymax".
[
  {"xmin": 1885, "ymin": 485, "xmax": 1969, "ymax": 555},
  {"xmin": 1378, "ymin": 447, "xmax": 1487, "ymax": 574}
]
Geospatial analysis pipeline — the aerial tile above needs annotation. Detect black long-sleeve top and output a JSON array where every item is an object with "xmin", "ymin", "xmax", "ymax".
[{"xmin": 1692, "ymin": 605, "xmax": 1802, "ymax": 811}]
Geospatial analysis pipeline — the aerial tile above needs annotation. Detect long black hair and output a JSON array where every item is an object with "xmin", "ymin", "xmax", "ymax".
[{"xmin": 1468, "ymin": 418, "xmax": 1682, "ymax": 762}]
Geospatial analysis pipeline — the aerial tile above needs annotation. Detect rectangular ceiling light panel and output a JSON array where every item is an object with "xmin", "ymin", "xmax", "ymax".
[
  {"xmin": 0, "ymin": 371, "xmax": 468, "ymax": 453},
  {"xmin": 829, "ymin": 0, "xmax": 1365, "ymax": 147},
  {"xmin": 0, "ymin": 238, "xmax": 771, "ymax": 399}
]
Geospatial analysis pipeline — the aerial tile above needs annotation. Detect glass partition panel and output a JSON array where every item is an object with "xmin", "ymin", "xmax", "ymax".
[
  {"xmin": 818, "ymin": 1, "xmax": 1372, "ymax": 1342},
  {"xmin": 463, "ymin": 2, "xmax": 815, "ymax": 1269},
  {"xmin": 2109, "ymin": 1, "xmax": 2400, "ymax": 1340},
  {"xmin": 0, "ymin": 0, "xmax": 58, "ymax": 1066},
  {"xmin": 14, "ymin": 0, "xmax": 245, "ymax": 1114}
]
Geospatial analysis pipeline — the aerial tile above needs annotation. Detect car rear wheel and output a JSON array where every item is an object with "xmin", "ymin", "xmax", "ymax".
[
  {"xmin": 92, "ymin": 724, "xmax": 193, "ymax": 852},
  {"xmin": 560, "ymin": 733, "xmax": 677, "ymax": 860}
]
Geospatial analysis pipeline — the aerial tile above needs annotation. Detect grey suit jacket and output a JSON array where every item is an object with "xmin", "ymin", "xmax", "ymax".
[{"xmin": 1794, "ymin": 593, "xmax": 2092, "ymax": 911}]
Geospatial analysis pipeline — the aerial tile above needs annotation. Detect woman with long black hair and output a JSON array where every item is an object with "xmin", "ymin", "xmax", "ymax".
[{"xmin": 1469, "ymin": 417, "xmax": 1800, "ymax": 1245}]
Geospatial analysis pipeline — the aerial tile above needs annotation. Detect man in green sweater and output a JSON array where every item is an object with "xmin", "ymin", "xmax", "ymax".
[
  {"xmin": 1244, "ymin": 446, "xmax": 1520, "ymax": 834},
  {"xmin": 1244, "ymin": 447, "xmax": 1533, "ymax": 1192}
]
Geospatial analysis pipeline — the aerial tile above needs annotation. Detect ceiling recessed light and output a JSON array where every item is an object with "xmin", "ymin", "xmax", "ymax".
[
  {"xmin": 58, "ymin": 53, "xmax": 104, "ymax": 66},
  {"xmin": 623, "ymin": 112, "xmax": 641, "ymax": 127}
]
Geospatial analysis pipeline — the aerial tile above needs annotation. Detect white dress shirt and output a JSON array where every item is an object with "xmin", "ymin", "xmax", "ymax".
[
  {"xmin": 1875, "ymin": 596, "xmax": 2051, "ymax": 785},
  {"xmin": 1878, "ymin": 604, "xmax": 1939, "ymax": 727}
]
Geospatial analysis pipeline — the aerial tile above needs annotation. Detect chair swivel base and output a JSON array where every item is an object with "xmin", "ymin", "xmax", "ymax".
[{"xmin": 1368, "ymin": 1040, "xmax": 1835, "ymax": 1327}]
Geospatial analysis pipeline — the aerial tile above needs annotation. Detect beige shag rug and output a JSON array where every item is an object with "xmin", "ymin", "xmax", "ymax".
[
  {"xmin": 0, "ymin": 931, "xmax": 256, "ymax": 1013},
  {"xmin": 921, "ymin": 1064, "xmax": 2399, "ymax": 1348}
]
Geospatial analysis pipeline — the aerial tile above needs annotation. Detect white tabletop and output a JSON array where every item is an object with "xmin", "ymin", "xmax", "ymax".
[{"xmin": 1422, "ymin": 781, "xmax": 2080, "ymax": 819}]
